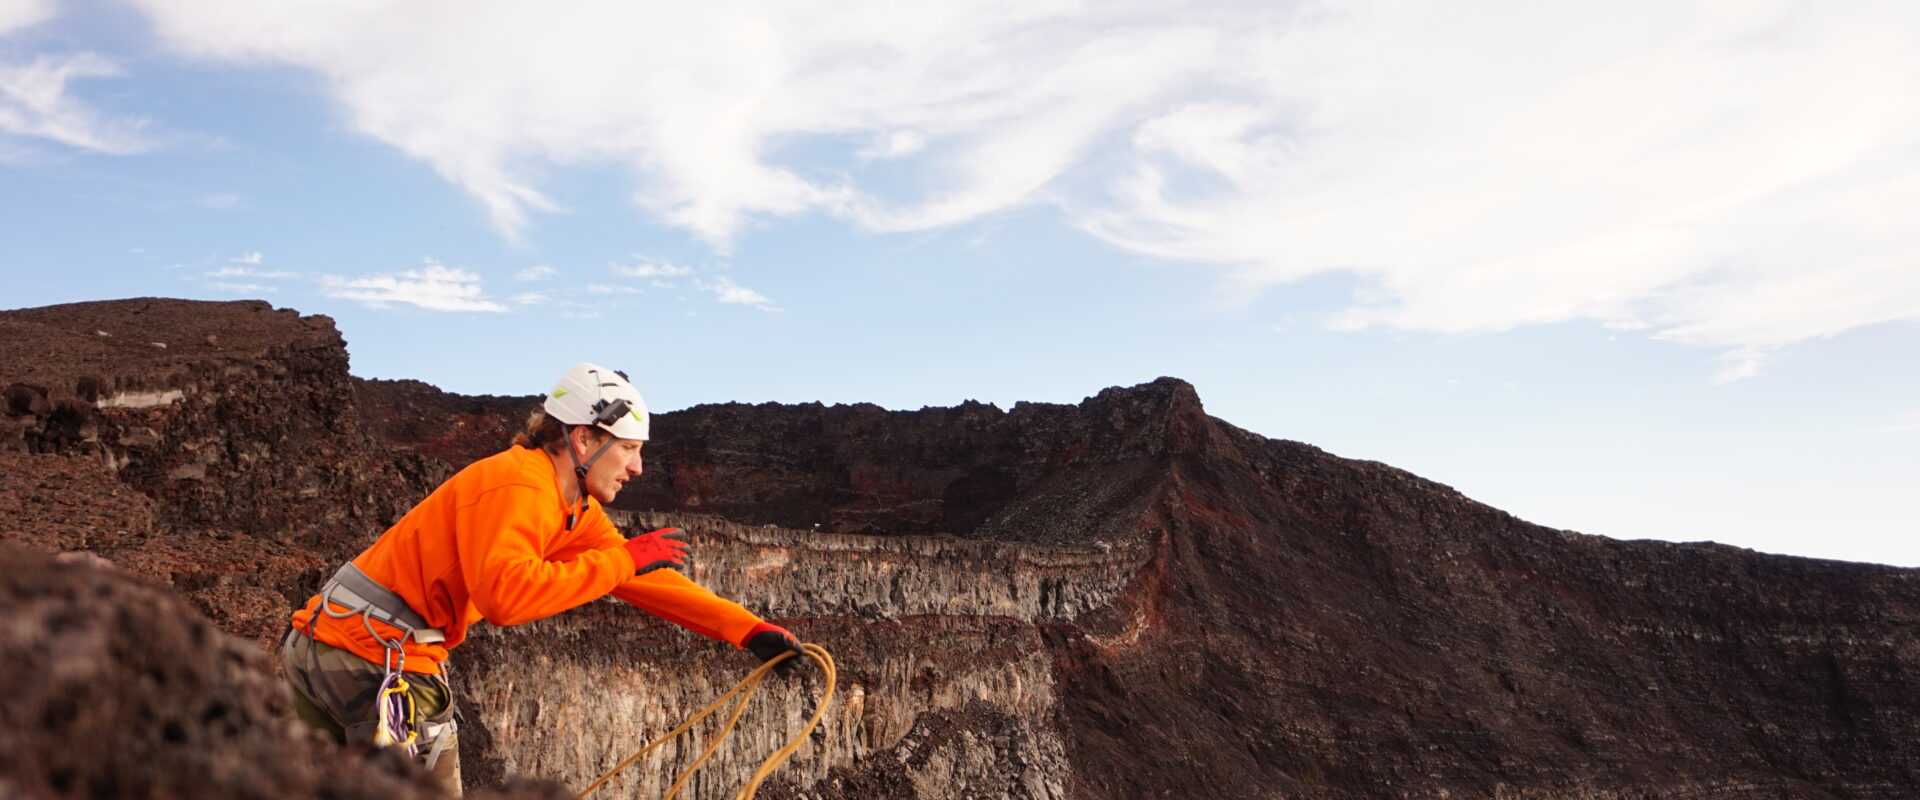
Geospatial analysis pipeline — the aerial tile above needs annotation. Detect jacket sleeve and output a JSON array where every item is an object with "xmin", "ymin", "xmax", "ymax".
[
  {"xmin": 610, "ymin": 568, "xmax": 765, "ymax": 647},
  {"xmin": 457, "ymin": 483, "xmax": 637, "ymax": 626}
]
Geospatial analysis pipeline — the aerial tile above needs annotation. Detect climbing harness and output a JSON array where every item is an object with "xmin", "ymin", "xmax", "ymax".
[
  {"xmin": 312, "ymin": 562, "xmax": 458, "ymax": 769},
  {"xmin": 317, "ymin": 562, "xmax": 447, "ymax": 646},
  {"xmin": 577, "ymin": 643, "xmax": 838, "ymax": 800}
]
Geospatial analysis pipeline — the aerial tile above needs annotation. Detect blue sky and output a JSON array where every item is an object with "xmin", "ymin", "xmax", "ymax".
[{"xmin": 4, "ymin": 0, "xmax": 1917, "ymax": 566}]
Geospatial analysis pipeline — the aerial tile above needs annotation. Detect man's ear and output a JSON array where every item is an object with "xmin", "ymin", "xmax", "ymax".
[{"xmin": 571, "ymin": 426, "xmax": 609, "ymax": 456}]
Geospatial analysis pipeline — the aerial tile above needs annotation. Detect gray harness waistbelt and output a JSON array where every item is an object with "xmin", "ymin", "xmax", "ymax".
[{"xmin": 319, "ymin": 562, "xmax": 447, "ymax": 645}]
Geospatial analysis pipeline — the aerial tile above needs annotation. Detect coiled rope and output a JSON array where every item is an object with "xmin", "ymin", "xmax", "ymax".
[
  {"xmin": 577, "ymin": 643, "xmax": 837, "ymax": 800},
  {"xmin": 373, "ymin": 670, "xmax": 419, "ymax": 752}
]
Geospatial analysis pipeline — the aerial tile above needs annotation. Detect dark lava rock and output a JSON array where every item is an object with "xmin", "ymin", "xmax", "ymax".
[
  {"xmin": 0, "ymin": 542, "xmax": 572, "ymax": 799},
  {"xmin": 0, "ymin": 449, "xmax": 156, "ymax": 553},
  {"xmin": 612, "ymin": 380, "xmax": 1197, "ymax": 543},
  {"xmin": 0, "ymin": 542, "xmax": 433, "ymax": 799},
  {"xmin": 353, "ymin": 378, "xmax": 534, "ymax": 470},
  {"xmin": 623, "ymin": 372, "xmax": 1920, "ymax": 798},
  {"xmin": 1041, "ymin": 410, "xmax": 1920, "ymax": 799},
  {"xmin": 4, "ymin": 297, "xmax": 1920, "ymax": 800}
]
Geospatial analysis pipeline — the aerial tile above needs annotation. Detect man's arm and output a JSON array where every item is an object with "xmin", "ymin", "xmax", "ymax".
[
  {"xmin": 610, "ymin": 568, "xmax": 765, "ymax": 647},
  {"xmin": 456, "ymin": 485, "xmax": 635, "ymax": 626}
]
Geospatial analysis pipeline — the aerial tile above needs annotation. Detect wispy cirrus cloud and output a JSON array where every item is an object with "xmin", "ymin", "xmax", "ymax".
[
  {"xmin": 508, "ymin": 289, "xmax": 607, "ymax": 318},
  {"xmin": 1876, "ymin": 413, "xmax": 1920, "ymax": 437},
  {"xmin": 207, "ymin": 281, "xmax": 273, "ymax": 294},
  {"xmin": 0, "ymin": 0, "xmax": 54, "ymax": 36},
  {"xmin": 585, "ymin": 283, "xmax": 644, "ymax": 295},
  {"xmin": 0, "ymin": 52, "xmax": 156, "ymax": 155},
  {"xmin": 599, "ymin": 258, "xmax": 777, "ymax": 311},
  {"xmin": 611, "ymin": 259, "xmax": 692, "ymax": 279},
  {"xmin": 129, "ymin": 0, "xmax": 1920, "ymax": 377},
  {"xmin": 127, "ymin": 0, "xmax": 1218, "ymax": 246},
  {"xmin": 204, "ymin": 265, "xmax": 295, "ymax": 279},
  {"xmin": 3, "ymin": 1, "xmax": 157, "ymax": 155},
  {"xmin": 321, "ymin": 258, "xmax": 508, "ymax": 312},
  {"xmin": 1082, "ymin": 2, "xmax": 1920, "ymax": 381},
  {"xmin": 697, "ymin": 276, "xmax": 777, "ymax": 311}
]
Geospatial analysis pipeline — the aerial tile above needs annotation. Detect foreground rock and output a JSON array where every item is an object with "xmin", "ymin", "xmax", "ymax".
[
  {"xmin": 4, "ymin": 297, "xmax": 1919, "ymax": 799},
  {"xmin": 0, "ymin": 543, "xmax": 568, "ymax": 800}
]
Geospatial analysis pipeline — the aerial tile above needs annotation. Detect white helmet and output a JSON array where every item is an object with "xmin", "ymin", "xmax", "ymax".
[{"xmin": 544, "ymin": 362, "xmax": 649, "ymax": 440}]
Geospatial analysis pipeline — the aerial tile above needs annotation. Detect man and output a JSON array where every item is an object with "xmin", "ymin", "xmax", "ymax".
[{"xmin": 280, "ymin": 363, "xmax": 804, "ymax": 794}]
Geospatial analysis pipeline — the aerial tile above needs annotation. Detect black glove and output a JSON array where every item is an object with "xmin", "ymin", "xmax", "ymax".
[{"xmin": 742, "ymin": 622, "xmax": 805, "ymax": 677}]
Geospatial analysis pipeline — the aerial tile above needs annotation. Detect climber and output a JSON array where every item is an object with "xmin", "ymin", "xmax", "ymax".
[{"xmin": 278, "ymin": 362, "xmax": 806, "ymax": 795}]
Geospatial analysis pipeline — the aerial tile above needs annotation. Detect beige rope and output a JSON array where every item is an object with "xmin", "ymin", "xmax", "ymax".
[{"xmin": 576, "ymin": 643, "xmax": 837, "ymax": 800}]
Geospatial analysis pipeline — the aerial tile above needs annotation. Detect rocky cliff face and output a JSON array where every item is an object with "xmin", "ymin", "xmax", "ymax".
[
  {"xmin": 4, "ymin": 298, "xmax": 1918, "ymax": 800},
  {"xmin": 0, "ymin": 299, "xmax": 444, "ymax": 647}
]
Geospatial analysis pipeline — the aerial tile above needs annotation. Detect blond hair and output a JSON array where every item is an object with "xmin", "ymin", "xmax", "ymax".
[{"xmin": 512, "ymin": 409, "xmax": 569, "ymax": 453}]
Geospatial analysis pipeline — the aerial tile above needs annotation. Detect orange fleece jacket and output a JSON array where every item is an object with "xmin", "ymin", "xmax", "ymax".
[{"xmin": 291, "ymin": 445, "xmax": 764, "ymax": 674}]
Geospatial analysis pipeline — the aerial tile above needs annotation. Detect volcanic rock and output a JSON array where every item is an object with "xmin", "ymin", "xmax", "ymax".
[
  {"xmin": 0, "ymin": 541, "xmax": 568, "ymax": 800},
  {"xmin": 3, "ymin": 297, "xmax": 1918, "ymax": 800}
]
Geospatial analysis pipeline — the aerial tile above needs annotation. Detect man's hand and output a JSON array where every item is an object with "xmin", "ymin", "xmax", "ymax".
[
  {"xmin": 743, "ymin": 622, "xmax": 806, "ymax": 676},
  {"xmin": 623, "ymin": 528, "xmax": 689, "ymax": 575}
]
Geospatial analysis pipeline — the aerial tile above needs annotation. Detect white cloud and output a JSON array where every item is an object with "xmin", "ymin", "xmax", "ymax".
[
  {"xmin": 322, "ymin": 258, "xmax": 508, "ymax": 312},
  {"xmin": 1080, "ymin": 1, "xmax": 1920, "ymax": 379},
  {"xmin": 1705, "ymin": 348, "xmax": 1767, "ymax": 385},
  {"xmin": 585, "ymin": 283, "xmax": 643, "ymax": 295},
  {"xmin": 516, "ymin": 264, "xmax": 558, "ymax": 280},
  {"xmin": 511, "ymin": 290, "xmax": 614, "ymax": 316},
  {"xmin": 611, "ymin": 260, "xmax": 692, "ymax": 278},
  {"xmin": 1877, "ymin": 414, "xmax": 1920, "ymax": 437},
  {"xmin": 859, "ymin": 130, "xmax": 925, "ymax": 160},
  {"xmin": 0, "ymin": 52, "xmax": 155, "ymax": 154},
  {"xmin": 698, "ymin": 276, "xmax": 777, "ymax": 310},
  {"xmin": 2, "ymin": 2, "xmax": 154, "ymax": 154},
  {"xmin": 204, "ymin": 266, "xmax": 295, "ymax": 279},
  {"xmin": 129, "ymin": 1, "xmax": 1920, "ymax": 373},
  {"xmin": 208, "ymin": 281, "xmax": 272, "ymax": 294},
  {"xmin": 126, "ymin": 0, "xmax": 1219, "ymax": 245},
  {"xmin": 231, "ymin": 251, "xmax": 263, "ymax": 264},
  {"xmin": 0, "ymin": 0, "xmax": 54, "ymax": 36}
]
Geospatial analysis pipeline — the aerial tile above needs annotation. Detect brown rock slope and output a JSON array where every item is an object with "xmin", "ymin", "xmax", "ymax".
[{"xmin": 3, "ymin": 297, "xmax": 1919, "ymax": 799}]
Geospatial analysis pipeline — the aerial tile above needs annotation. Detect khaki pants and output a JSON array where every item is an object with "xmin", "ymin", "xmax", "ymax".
[{"xmin": 280, "ymin": 627, "xmax": 463, "ymax": 795}]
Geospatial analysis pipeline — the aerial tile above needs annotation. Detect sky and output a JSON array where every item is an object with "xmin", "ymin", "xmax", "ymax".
[{"xmin": 3, "ymin": 0, "xmax": 1917, "ymax": 566}]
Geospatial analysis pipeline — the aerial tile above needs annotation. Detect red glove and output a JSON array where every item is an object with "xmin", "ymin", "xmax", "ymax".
[
  {"xmin": 742, "ymin": 621, "xmax": 805, "ymax": 676},
  {"xmin": 623, "ymin": 528, "xmax": 689, "ymax": 575}
]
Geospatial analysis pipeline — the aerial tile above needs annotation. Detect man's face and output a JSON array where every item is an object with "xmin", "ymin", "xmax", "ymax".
[{"xmin": 580, "ymin": 434, "xmax": 644, "ymax": 503}]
